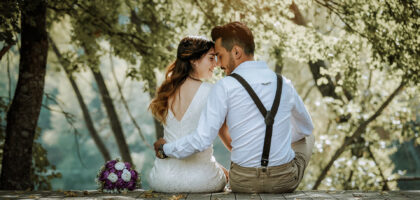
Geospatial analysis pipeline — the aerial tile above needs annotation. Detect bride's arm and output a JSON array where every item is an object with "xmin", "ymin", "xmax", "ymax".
[{"xmin": 218, "ymin": 120, "xmax": 232, "ymax": 151}]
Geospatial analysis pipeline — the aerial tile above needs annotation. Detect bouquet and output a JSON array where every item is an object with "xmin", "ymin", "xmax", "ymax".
[{"xmin": 96, "ymin": 158, "xmax": 140, "ymax": 193}]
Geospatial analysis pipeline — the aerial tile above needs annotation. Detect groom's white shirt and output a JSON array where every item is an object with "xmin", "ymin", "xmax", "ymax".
[{"xmin": 164, "ymin": 61, "xmax": 314, "ymax": 167}]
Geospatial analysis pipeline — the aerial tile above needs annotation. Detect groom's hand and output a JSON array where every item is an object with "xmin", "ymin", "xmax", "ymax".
[{"xmin": 154, "ymin": 138, "xmax": 167, "ymax": 157}]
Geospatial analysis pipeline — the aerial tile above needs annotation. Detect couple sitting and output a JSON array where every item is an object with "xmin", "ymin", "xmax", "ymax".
[{"xmin": 148, "ymin": 22, "xmax": 314, "ymax": 193}]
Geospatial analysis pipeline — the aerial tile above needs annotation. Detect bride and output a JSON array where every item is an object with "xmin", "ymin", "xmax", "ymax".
[{"xmin": 148, "ymin": 36, "xmax": 231, "ymax": 193}]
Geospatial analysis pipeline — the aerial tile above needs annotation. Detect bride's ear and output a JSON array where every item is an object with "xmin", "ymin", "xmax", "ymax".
[{"xmin": 190, "ymin": 60, "xmax": 197, "ymax": 68}]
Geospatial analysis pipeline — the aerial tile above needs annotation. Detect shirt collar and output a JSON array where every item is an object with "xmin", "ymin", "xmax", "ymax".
[{"xmin": 231, "ymin": 61, "xmax": 269, "ymax": 74}]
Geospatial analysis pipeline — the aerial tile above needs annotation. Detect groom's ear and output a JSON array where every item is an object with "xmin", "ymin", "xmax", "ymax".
[{"xmin": 232, "ymin": 45, "xmax": 243, "ymax": 60}]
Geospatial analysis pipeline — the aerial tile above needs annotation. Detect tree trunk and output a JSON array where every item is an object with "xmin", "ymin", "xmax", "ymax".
[
  {"xmin": 0, "ymin": 0, "xmax": 48, "ymax": 190},
  {"xmin": 289, "ymin": 2, "xmax": 354, "ymax": 101},
  {"xmin": 289, "ymin": 3, "xmax": 352, "ymax": 124},
  {"xmin": 275, "ymin": 63, "xmax": 283, "ymax": 74},
  {"xmin": 109, "ymin": 50, "xmax": 153, "ymax": 150},
  {"xmin": 91, "ymin": 68, "xmax": 133, "ymax": 164},
  {"xmin": 49, "ymin": 37, "xmax": 111, "ymax": 161},
  {"xmin": 308, "ymin": 60, "xmax": 340, "ymax": 100},
  {"xmin": 146, "ymin": 77, "xmax": 164, "ymax": 139},
  {"xmin": 153, "ymin": 118, "xmax": 164, "ymax": 139}
]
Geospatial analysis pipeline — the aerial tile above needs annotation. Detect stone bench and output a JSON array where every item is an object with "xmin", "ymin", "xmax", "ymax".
[{"xmin": 0, "ymin": 189, "xmax": 418, "ymax": 199}]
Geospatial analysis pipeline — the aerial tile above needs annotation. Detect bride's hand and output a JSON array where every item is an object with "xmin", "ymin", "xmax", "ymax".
[{"xmin": 154, "ymin": 138, "xmax": 167, "ymax": 157}]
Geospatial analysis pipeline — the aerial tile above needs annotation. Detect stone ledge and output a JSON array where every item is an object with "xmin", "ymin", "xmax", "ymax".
[{"xmin": 0, "ymin": 189, "xmax": 418, "ymax": 199}]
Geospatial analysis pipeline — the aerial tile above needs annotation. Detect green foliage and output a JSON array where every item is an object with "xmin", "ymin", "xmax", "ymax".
[
  {"xmin": 1, "ymin": 0, "xmax": 419, "ymax": 191},
  {"xmin": 31, "ymin": 127, "xmax": 62, "ymax": 190},
  {"xmin": 0, "ymin": 97, "xmax": 9, "ymax": 158},
  {"xmin": 48, "ymin": 0, "xmax": 188, "ymax": 94},
  {"xmin": 316, "ymin": 0, "xmax": 420, "ymax": 84},
  {"xmin": 0, "ymin": 97, "xmax": 61, "ymax": 190},
  {"xmin": 44, "ymin": 0, "xmax": 420, "ymax": 190},
  {"xmin": 192, "ymin": 0, "xmax": 420, "ymax": 190},
  {"xmin": 0, "ymin": 0, "xmax": 20, "ymax": 45}
]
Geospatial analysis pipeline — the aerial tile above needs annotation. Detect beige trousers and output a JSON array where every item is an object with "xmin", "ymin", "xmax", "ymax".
[{"xmin": 229, "ymin": 134, "xmax": 315, "ymax": 193}]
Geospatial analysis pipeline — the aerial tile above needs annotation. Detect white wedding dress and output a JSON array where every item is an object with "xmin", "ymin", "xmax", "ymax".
[{"xmin": 148, "ymin": 82, "xmax": 227, "ymax": 193}]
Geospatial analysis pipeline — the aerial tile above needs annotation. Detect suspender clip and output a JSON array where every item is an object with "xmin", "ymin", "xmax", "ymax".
[
  {"xmin": 261, "ymin": 158, "xmax": 268, "ymax": 166},
  {"xmin": 261, "ymin": 159, "xmax": 268, "ymax": 172}
]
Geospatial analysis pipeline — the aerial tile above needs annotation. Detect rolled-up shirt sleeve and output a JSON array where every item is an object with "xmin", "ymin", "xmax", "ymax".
[
  {"xmin": 163, "ymin": 81, "xmax": 228, "ymax": 159},
  {"xmin": 291, "ymin": 84, "xmax": 314, "ymax": 142}
]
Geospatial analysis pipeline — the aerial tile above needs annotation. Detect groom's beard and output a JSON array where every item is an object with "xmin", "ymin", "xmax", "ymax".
[{"xmin": 226, "ymin": 52, "xmax": 235, "ymax": 75}]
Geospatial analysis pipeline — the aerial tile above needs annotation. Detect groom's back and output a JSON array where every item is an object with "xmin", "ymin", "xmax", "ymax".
[{"xmin": 219, "ymin": 61, "xmax": 303, "ymax": 168}]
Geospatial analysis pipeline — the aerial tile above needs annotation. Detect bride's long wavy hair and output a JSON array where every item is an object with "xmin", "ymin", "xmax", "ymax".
[{"xmin": 149, "ymin": 36, "xmax": 214, "ymax": 124}]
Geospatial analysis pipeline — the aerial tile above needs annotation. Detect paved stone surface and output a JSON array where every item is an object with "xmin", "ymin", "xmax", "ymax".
[{"xmin": 0, "ymin": 189, "xmax": 418, "ymax": 199}]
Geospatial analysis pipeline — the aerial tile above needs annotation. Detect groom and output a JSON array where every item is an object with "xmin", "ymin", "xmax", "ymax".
[{"xmin": 154, "ymin": 22, "xmax": 314, "ymax": 193}]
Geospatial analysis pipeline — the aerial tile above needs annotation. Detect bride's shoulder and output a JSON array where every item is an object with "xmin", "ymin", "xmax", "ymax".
[
  {"xmin": 201, "ymin": 81, "xmax": 214, "ymax": 89},
  {"xmin": 200, "ymin": 82, "xmax": 214, "ymax": 93}
]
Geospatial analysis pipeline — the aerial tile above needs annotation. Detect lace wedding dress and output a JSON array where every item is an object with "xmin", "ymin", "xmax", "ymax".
[{"xmin": 148, "ymin": 82, "xmax": 227, "ymax": 193}]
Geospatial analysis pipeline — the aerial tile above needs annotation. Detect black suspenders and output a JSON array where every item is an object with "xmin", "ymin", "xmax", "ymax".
[{"xmin": 229, "ymin": 73, "xmax": 283, "ymax": 168}]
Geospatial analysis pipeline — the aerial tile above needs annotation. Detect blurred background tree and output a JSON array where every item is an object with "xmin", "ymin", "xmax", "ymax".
[{"xmin": 0, "ymin": 0, "xmax": 418, "ymax": 190}]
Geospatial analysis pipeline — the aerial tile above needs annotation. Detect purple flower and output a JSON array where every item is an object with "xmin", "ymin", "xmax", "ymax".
[
  {"xmin": 130, "ymin": 169, "xmax": 138, "ymax": 180},
  {"xmin": 99, "ymin": 170, "xmax": 110, "ymax": 181},
  {"xmin": 105, "ymin": 160, "xmax": 117, "ymax": 169},
  {"xmin": 127, "ymin": 181, "xmax": 136, "ymax": 190},
  {"xmin": 125, "ymin": 162, "xmax": 131, "ymax": 169},
  {"xmin": 115, "ymin": 178, "xmax": 125, "ymax": 189},
  {"xmin": 104, "ymin": 180, "xmax": 114, "ymax": 190},
  {"xmin": 117, "ymin": 170, "xmax": 123, "ymax": 178},
  {"xmin": 109, "ymin": 168, "xmax": 116, "ymax": 173}
]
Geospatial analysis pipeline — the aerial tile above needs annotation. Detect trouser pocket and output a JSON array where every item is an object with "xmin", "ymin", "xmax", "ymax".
[
  {"xmin": 229, "ymin": 165, "xmax": 258, "ymax": 193},
  {"xmin": 269, "ymin": 162, "xmax": 299, "ymax": 193}
]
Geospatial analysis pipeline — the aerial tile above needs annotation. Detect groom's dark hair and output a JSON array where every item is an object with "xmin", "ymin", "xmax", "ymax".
[{"xmin": 211, "ymin": 21, "xmax": 255, "ymax": 55}]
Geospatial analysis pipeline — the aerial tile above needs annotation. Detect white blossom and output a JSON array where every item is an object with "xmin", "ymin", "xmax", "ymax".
[
  {"xmin": 121, "ymin": 169, "xmax": 132, "ymax": 182},
  {"xmin": 107, "ymin": 172, "xmax": 118, "ymax": 183},
  {"xmin": 115, "ymin": 162, "xmax": 126, "ymax": 170}
]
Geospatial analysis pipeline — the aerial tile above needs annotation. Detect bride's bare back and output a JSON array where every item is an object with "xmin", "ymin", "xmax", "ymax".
[{"xmin": 168, "ymin": 79, "xmax": 202, "ymax": 122}]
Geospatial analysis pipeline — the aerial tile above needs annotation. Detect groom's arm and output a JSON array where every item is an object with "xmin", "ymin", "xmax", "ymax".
[
  {"xmin": 163, "ymin": 81, "xmax": 229, "ymax": 159},
  {"xmin": 291, "ymin": 84, "xmax": 314, "ymax": 142},
  {"xmin": 218, "ymin": 120, "xmax": 232, "ymax": 151}
]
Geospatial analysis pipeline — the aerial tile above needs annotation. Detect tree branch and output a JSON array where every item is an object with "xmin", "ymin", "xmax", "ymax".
[
  {"xmin": 48, "ymin": 1, "xmax": 150, "ymax": 55},
  {"xmin": 343, "ymin": 169, "xmax": 354, "ymax": 190},
  {"xmin": 289, "ymin": 2, "xmax": 354, "ymax": 102},
  {"xmin": 368, "ymin": 146, "xmax": 390, "ymax": 190},
  {"xmin": 43, "ymin": 93, "xmax": 87, "ymax": 169},
  {"xmin": 0, "ymin": 42, "xmax": 15, "ymax": 62},
  {"xmin": 314, "ymin": 0, "xmax": 368, "ymax": 38},
  {"xmin": 312, "ymin": 79, "xmax": 406, "ymax": 189},
  {"xmin": 384, "ymin": 177, "xmax": 420, "ymax": 182},
  {"xmin": 193, "ymin": 0, "xmax": 217, "ymax": 26},
  {"xmin": 49, "ymin": 35, "xmax": 112, "ymax": 161},
  {"xmin": 7, "ymin": 51, "xmax": 12, "ymax": 102},
  {"xmin": 289, "ymin": 1, "xmax": 307, "ymax": 26},
  {"xmin": 109, "ymin": 48, "xmax": 153, "ymax": 150},
  {"xmin": 308, "ymin": 60, "xmax": 341, "ymax": 100},
  {"xmin": 303, "ymin": 85, "xmax": 316, "ymax": 102}
]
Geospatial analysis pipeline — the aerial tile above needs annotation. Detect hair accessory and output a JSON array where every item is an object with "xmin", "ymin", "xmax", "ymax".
[{"xmin": 182, "ymin": 40, "xmax": 192, "ymax": 47}]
